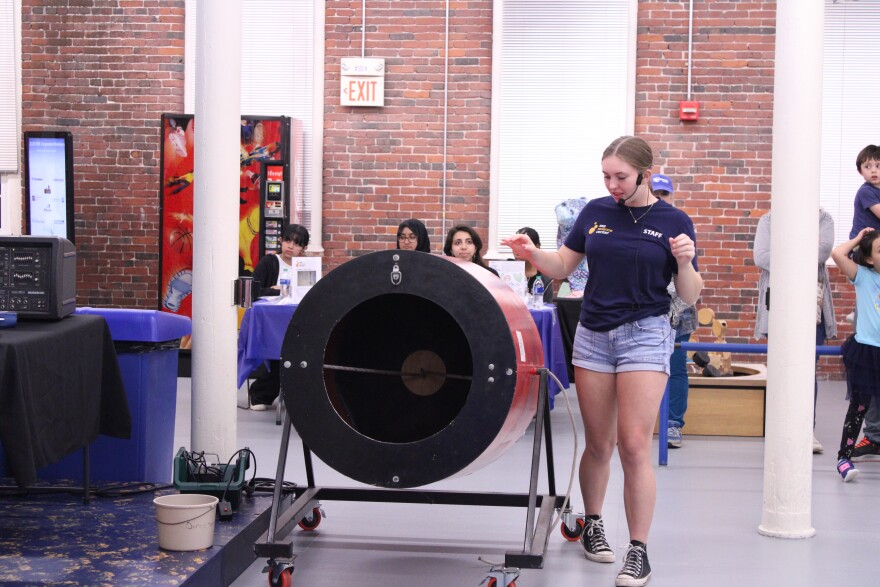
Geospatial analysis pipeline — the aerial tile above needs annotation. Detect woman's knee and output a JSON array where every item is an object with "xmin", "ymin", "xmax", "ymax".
[
  {"xmin": 583, "ymin": 437, "xmax": 616, "ymax": 462},
  {"xmin": 616, "ymin": 433, "xmax": 651, "ymax": 468}
]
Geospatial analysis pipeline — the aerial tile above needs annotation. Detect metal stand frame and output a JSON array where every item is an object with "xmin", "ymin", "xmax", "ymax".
[
  {"xmin": 255, "ymin": 368, "xmax": 564, "ymax": 574},
  {"xmin": 0, "ymin": 446, "xmax": 91, "ymax": 505}
]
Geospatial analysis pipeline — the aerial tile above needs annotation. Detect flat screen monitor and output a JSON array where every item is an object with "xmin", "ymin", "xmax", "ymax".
[{"xmin": 23, "ymin": 131, "xmax": 75, "ymax": 243}]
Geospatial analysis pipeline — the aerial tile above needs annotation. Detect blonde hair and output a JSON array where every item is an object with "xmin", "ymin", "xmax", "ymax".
[{"xmin": 602, "ymin": 136, "xmax": 653, "ymax": 173}]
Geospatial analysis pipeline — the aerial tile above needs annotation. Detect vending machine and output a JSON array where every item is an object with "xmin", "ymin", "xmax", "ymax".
[
  {"xmin": 158, "ymin": 114, "xmax": 300, "ymax": 350},
  {"xmin": 237, "ymin": 116, "xmax": 291, "ymax": 275},
  {"xmin": 258, "ymin": 116, "xmax": 303, "ymax": 259},
  {"xmin": 260, "ymin": 160, "xmax": 289, "ymax": 257}
]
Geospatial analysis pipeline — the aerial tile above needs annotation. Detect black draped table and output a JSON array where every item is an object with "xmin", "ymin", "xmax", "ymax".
[{"xmin": 0, "ymin": 314, "xmax": 130, "ymax": 487}]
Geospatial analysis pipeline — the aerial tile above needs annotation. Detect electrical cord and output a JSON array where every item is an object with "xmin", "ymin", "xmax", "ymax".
[
  {"xmin": 249, "ymin": 477, "xmax": 298, "ymax": 494},
  {"xmin": 219, "ymin": 448, "xmax": 258, "ymax": 505},
  {"xmin": 0, "ymin": 486, "xmax": 90, "ymax": 499},
  {"xmin": 93, "ymin": 482, "xmax": 174, "ymax": 497},
  {"xmin": 0, "ymin": 482, "xmax": 175, "ymax": 499},
  {"xmin": 180, "ymin": 448, "xmax": 296, "ymax": 503},
  {"xmin": 182, "ymin": 450, "xmax": 224, "ymax": 482},
  {"xmin": 543, "ymin": 370, "xmax": 580, "ymax": 538},
  {"xmin": 0, "ymin": 449, "xmax": 284, "ymax": 502},
  {"xmin": 477, "ymin": 370, "xmax": 580, "ymax": 568}
]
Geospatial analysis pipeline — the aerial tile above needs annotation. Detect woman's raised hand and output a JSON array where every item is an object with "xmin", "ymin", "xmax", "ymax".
[
  {"xmin": 501, "ymin": 233, "xmax": 536, "ymax": 260},
  {"xmin": 669, "ymin": 233, "xmax": 695, "ymax": 266}
]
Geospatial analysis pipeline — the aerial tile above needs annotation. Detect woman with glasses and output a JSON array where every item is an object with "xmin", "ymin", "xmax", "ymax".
[{"xmin": 396, "ymin": 219, "xmax": 431, "ymax": 253}]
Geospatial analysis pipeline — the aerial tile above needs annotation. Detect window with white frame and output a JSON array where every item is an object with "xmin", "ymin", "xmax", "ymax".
[
  {"xmin": 820, "ymin": 0, "xmax": 880, "ymax": 245},
  {"xmin": 0, "ymin": 0, "xmax": 19, "ymax": 173},
  {"xmin": 490, "ymin": 0, "xmax": 635, "ymax": 254},
  {"xmin": 185, "ymin": 0, "xmax": 323, "ymax": 248}
]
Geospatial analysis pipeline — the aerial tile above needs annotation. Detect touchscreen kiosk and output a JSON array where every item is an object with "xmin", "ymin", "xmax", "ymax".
[{"xmin": 23, "ymin": 131, "xmax": 75, "ymax": 243}]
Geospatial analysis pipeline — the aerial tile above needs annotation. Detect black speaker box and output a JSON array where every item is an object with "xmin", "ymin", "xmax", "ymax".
[{"xmin": 0, "ymin": 236, "xmax": 76, "ymax": 320}]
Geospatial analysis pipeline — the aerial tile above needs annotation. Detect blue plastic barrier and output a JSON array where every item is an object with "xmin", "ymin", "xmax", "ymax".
[
  {"xmin": 38, "ymin": 309, "xmax": 191, "ymax": 483},
  {"xmin": 658, "ymin": 342, "xmax": 842, "ymax": 466}
]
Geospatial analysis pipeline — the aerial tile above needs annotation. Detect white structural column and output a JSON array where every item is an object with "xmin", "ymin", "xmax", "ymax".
[
  {"xmin": 758, "ymin": 0, "xmax": 824, "ymax": 539},
  {"xmin": 191, "ymin": 1, "xmax": 241, "ymax": 459}
]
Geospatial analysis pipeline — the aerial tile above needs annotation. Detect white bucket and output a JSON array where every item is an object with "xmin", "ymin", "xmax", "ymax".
[{"xmin": 154, "ymin": 493, "xmax": 219, "ymax": 551}]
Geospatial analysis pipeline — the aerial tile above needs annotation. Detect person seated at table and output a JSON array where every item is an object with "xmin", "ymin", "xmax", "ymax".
[
  {"xmin": 443, "ymin": 224, "xmax": 499, "ymax": 276},
  {"xmin": 515, "ymin": 227, "xmax": 553, "ymax": 303},
  {"xmin": 252, "ymin": 224, "xmax": 310, "ymax": 298},
  {"xmin": 247, "ymin": 223, "xmax": 310, "ymax": 410},
  {"xmin": 396, "ymin": 218, "xmax": 431, "ymax": 252}
]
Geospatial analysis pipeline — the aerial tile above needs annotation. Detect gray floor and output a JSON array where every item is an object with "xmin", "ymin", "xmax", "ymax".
[{"xmin": 173, "ymin": 379, "xmax": 879, "ymax": 587}]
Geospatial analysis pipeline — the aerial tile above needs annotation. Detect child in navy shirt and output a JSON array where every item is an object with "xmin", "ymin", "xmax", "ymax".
[{"xmin": 850, "ymin": 145, "xmax": 880, "ymax": 241}]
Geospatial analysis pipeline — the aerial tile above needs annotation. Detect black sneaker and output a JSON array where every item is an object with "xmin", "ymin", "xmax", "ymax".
[
  {"xmin": 580, "ymin": 517, "xmax": 614, "ymax": 563},
  {"xmin": 616, "ymin": 544, "xmax": 651, "ymax": 587},
  {"xmin": 852, "ymin": 437, "xmax": 880, "ymax": 462}
]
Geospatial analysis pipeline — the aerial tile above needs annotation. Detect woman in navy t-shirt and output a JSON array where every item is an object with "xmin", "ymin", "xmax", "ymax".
[{"xmin": 503, "ymin": 136, "xmax": 702, "ymax": 587}]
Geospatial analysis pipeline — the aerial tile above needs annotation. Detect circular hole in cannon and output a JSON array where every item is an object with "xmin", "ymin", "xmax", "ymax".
[{"xmin": 322, "ymin": 293, "xmax": 473, "ymax": 444}]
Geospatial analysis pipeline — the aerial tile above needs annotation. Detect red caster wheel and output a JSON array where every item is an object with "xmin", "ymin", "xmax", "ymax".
[
  {"xmin": 561, "ymin": 516, "xmax": 585, "ymax": 541},
  {"xmin": 297, "ymin": 506, "xmax": 322, "ymax": 531},
  {"xmin": 267, "ymin": 565, "xmax": 293, "ymax": 587}
]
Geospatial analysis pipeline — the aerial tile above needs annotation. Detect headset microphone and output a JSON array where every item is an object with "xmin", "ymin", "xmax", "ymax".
[{"xmin": 617, "ymin": 172, "xmax": 645, "ymax": 207}]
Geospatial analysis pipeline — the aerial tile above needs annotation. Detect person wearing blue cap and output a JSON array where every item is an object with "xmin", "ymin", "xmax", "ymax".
[
  {"xmin": 652, "ymin": 174, "xmax": 697, "ymax": 449},
  {"xmin": 650, "ymin": 173, "xmax": 674, "ymax": 196}
]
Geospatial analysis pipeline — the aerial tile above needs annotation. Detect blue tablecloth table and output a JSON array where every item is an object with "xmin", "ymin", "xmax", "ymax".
[{"xmin": 237, "ymin": 300, "xmax": 570, "ymax": 404}]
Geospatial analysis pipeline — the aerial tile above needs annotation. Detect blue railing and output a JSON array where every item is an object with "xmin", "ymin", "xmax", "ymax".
[{"xmin": 657, "ymin": 342, "xmax": 843, "ymax": 466}]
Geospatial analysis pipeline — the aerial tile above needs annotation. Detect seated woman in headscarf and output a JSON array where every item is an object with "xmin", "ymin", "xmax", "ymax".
[{"xmin": 396, "ymin": 219, "xmax": 431, "ymax": 253}]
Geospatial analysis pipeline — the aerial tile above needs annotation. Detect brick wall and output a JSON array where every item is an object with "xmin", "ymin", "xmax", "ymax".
[
  {"xmin": 19, "ymin": 0, "xmax": 847, "ymax": 376},
  {"xmin": 322, "ymin": 1, "xmax": 493, "ymax": 269},
  {"xmin": 636, "ymin": 1, "xmax": 846, "ymax": 377},
  {"xmin": 20, "ymin": 0, "xmax": 185, "ymax": 308}
]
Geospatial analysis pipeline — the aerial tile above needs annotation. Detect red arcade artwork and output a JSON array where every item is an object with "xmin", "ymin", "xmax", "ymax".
[{"xmin": 158, "ymin": 114, "xmax": 289, "ymax": 350}]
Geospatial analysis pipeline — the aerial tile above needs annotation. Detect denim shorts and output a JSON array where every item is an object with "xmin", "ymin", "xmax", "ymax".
[{"xmin": 572, "ymin": 315, "xmax": 673, "ymax": 375}]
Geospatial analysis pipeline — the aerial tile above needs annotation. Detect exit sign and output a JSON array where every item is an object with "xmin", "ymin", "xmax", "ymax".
[{"xmin": 340, "ymin": 58, "xmax": 385, "ymax": 107}]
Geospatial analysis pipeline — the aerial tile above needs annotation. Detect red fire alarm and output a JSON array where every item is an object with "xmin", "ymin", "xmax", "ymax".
[{"xmin": 679, "ymin": 100, "xmax": 699, "ymax": 121}]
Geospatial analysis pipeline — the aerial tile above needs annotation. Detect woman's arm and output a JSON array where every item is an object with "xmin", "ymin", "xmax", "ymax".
[
  {"xmin": 855, "ymin": 183, "xmax": 880, "ymax": 223},
  {"xmin": 818, "ymin": 209, "xmax": 834, "ymax": 264},
  {"xmin": 501, "ymin": 233, "xmax": 585, "ymax": 280},
  {"xmin": 753, "ymin": 213, "xmax": 771, "ymax": 271},
  {"xmin": 253, "ymin": 255, "xmax": 280, "ymax": 297},
  {"xmin": 670, "ymin": 233, "xmax": 703, "ymax": 306},
  {"xmin": 831, "ymin": 228, "xmax": 872, "ymax": 281}
]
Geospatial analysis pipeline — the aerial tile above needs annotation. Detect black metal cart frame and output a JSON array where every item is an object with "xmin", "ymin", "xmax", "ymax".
[{"xmin": 255, "ymin": 368, "xmax": 566, "ymax": 573}]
